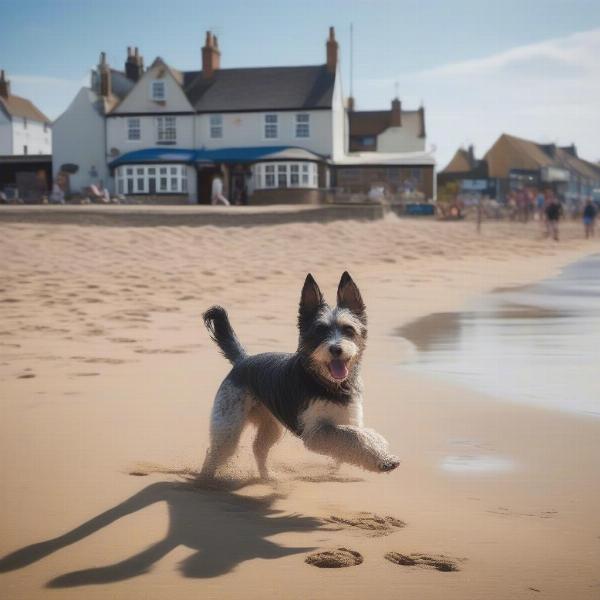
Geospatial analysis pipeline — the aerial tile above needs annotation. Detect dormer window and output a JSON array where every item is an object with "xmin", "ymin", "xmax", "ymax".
[{"xmin": 151, "ymin": 80, "xmax": 166, "ymax": 101}]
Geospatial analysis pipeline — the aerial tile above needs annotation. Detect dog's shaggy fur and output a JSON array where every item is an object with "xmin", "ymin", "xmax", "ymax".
[{"xmin": 200, "ymin": 272, "xmax": 400, "ymax": 479}]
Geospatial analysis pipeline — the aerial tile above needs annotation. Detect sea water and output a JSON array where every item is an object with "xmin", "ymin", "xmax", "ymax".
[{"xmin": 399, "ymin": 254, "xmax": 600, "ymax": 419}]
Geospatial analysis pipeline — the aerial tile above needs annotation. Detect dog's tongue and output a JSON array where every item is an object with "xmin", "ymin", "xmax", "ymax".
[{"xmin": 329, "ymin": 359, "xmax": 349, "ymax": 380}]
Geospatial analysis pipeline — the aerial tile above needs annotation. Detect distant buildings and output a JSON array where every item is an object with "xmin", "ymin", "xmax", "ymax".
[
  {"xmin": 0, "ymin": 69, "xmax": 52, "ymax": 201},
  {"xmin": 440, "ymin": 133, "xmax": 600, "ymax": 205},
  {"xmin": 53, "ymin": 28, "xmax": 435, "ymax": 204}
]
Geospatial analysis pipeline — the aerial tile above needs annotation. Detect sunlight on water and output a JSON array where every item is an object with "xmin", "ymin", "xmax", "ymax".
[{"xmin": 399, "ymin": 254, "xmax": 600, "ymax": 418}]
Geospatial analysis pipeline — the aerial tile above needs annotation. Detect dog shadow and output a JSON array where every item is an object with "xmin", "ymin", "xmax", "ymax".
[{"xmin": 0, "ymin": 480, "xmax": 320, "ymax": 587}]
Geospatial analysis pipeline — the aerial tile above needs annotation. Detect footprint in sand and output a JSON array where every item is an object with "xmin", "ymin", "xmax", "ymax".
[
  {"xmin": 305, "ymin": 548, "xmax": 363, "ymax": 568},
  {"xmin": 327, "ymin": 513, "xmax": 405, "ymax": 536},
  {"xmin": 384, "ymin": 552, "xmax": 462, "ymax": 572}
]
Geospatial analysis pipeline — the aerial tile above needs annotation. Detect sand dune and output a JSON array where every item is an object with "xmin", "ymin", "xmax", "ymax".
[{"xmin": 1, "ymin": 215, "xmax": 599, "ymax": 599}]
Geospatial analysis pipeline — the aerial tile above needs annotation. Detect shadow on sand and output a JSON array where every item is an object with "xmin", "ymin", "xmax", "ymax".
[{"xmin": 0, "ymin": 478, "xmax": 321, "ymax": 588}]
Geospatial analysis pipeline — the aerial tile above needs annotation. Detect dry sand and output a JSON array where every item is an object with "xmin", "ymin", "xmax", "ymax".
[{"xmin": 1, "ymin": 214, "xmax": 599, "ymax": 599}]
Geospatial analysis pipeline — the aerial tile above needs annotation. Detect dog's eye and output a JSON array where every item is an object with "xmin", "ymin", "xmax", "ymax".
[{"xmin": 341, "ymin": 325, "xmax": 356, "ymax": 337}]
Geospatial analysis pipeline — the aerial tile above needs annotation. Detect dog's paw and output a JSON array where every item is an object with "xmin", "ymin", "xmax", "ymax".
[{"xmin": 378, "ymin": 456, "xmax": 401, "ymax": 472}]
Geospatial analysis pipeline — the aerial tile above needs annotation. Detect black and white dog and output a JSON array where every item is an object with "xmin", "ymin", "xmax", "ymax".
[{"xmin": 200, "ymin": 272, "xmax": 400, "ymax": 480}]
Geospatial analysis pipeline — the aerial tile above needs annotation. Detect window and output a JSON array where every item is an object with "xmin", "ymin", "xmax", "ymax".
[
  {"xmin": 210, "ymin": 114, "xmax": 223, "ymax": 138},
  {"xmin": 157, "ymin": 116, "xmax": 176, "ymax": 143},
  {"xmin": 23, "ymin": 117, "xmax": 28, "ymax": 129},
  {"xmin": 295, "ymin": 113, "xmax": 310, "ymax": 138},
  {"xmin": 254, "ymin": 162, "xmax": 318, "ymax": 190},
  {"xmin": 115, "ymin": 164, "xmax": 188, "ymax": 195},
  {"xmin": 23, "ymin": 145, "xmax": 28, "ymax": 155},
  {"xmin": 264, "ymin": 114, "xmax": 278, "ymax": 139},
  {"xmin": 151, "ymin": 80, "xmax": 166, "ymax": 101},
  {"xmin": 127, "ymin": 118, "xmax": 141, "ymax": 141}
]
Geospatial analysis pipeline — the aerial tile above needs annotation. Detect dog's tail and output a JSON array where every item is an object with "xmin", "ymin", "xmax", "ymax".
[{"xmin": 203, "ymin": 306, "xmax": 247, "ymax": 365}]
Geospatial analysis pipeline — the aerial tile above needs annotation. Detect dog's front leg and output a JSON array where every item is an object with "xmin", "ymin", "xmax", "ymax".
[{"xmin": 302, "ymin": 422, "xmax": 400, "ymax": 473}]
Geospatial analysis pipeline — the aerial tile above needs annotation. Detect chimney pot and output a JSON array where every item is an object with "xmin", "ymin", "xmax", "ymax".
[
  {"xmin": 391, "ymin": 97, "xmax": 402, "ymax": 126},
  {"xmin": 0, "ymin": 69, "xmax": 10, "ymax": 98},
  {"xmin": 347, "ymin": 96, "xmax": 355, "ymax": 111},
  {"xmin": 326, "ymin": 26, "xmax": 338, "ymax": 74},
  {"xmin": 202, "ymin": 30, "xmax": 221, "ymax": 79}
]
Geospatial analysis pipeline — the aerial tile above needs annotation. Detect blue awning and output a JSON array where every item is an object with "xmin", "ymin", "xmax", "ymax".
[{"xmin": 109, "ymin": 146, "xmax": 325, "ymax": 168}]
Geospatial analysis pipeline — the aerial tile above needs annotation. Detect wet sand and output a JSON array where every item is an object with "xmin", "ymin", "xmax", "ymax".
[{"xmin": 1, "ymin": 216, "xmax": 600, "ymax": 599}]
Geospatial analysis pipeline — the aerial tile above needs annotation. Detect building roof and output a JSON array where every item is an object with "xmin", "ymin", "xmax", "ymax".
[
  {"xmin": 181, "ymin": 65, "xmax": 335, "ymax": 112},
  {"xmin": 484, "ymin": 133, "xmax": 600, "ymax": 182},
  {"xmin": 349, "ymin": 109, "xmax": 425, "ymax": 138},
  {"xmin": 441, "ymin": 147, "xmax": 488, "ymax": 178},
  {"xmin": 0, "ymin": 94, "xmax": 50, "ymax": 123}
]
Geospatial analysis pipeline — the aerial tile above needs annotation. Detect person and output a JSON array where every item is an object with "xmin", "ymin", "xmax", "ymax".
[
  {"xmin": 211, "ymin": 174, "xmax": 230, "ymax": 206},
  {"xmin": 582, "ymin": 198, "xmax": 597, "ymax": 239},
  {"xmin": 545, "ymin": 197, "xmax": 562, "ymax": 241}
]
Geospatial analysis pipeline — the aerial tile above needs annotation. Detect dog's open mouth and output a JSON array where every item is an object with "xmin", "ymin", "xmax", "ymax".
[{"xmin": 328, "ymin": 358, "xmax": 349, "ymax": 380}]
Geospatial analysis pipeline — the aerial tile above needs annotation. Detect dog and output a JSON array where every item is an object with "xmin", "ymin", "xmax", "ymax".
[{"xmin": 200, "ymin": 272, "xmax": 400, "ymax": 480}]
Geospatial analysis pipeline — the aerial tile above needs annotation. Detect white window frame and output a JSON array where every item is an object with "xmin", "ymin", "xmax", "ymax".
[
  {"xmin": 294, "ymin": 113, "xmax": 310, "ymax": 138},
  {"xmin": 127, "ymin": 117, "xmax": 141, "ymax": 141},
  {"xmin": 253, "ymin": 162, "xmax": 318, "ymax": 190},
  {"xmin": 263, "ymin": 113, "xmax": 278, "ymax": 139},
  {"xmin": 209, "ymin": 114, "xmax": 223, "ymax": 139},
  {"xmin": 115, "ymin": 164, "xmax": 188, "ymax": 195},
  {"xmin": 156, "ymin": 116, "xmax": 176, "ymax": 143},
  {"xmin": 151, "ymin": 80, "xmax": 166, "ymax": 101}
]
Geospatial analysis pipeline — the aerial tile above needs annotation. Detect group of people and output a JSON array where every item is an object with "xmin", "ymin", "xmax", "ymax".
[{"xmin": 508, "ymin": 188, "xmax": 597, "ymax": 242}]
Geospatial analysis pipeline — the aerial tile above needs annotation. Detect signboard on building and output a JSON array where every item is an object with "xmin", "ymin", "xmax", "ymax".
[
  {"xmin": 460, "ymin": 179, "xmax": 488, "ymax": 191},
  {"xmin": 541, "ymin": 167, "xmax": 570, "ymax": 183}
]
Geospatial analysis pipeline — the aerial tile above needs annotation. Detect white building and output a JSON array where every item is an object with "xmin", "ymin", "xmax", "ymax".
[
  {"xmin": 54, "ymin": 29, "xmax": 435, "ymax": 203},
  {"xmin": 0, "ymin": 70, "xmax": 51, "ymax": 156}
]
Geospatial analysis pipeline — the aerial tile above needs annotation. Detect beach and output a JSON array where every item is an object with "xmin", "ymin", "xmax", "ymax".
[{"xmin": 1, "ymin": 212, "xmax": 599, "ymax": 599}]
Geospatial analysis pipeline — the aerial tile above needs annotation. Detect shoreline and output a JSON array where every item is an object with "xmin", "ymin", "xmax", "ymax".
[{"xmin": 1, "ymin": 218, "xmax": 600, "ymax": 599}]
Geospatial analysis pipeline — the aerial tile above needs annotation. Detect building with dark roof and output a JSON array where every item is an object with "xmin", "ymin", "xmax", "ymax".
[{"xmin": 54, "ymin": 28, "xmax": 435, "ymax": 204}]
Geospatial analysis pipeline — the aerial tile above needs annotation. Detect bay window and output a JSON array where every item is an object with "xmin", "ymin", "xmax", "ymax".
[
  {"xmin": 115, "ymin": 164, "xmax": 188, "ymax": 194},
  {"xmin": 253, "ymin": 162, "xmax": 318, "ymax": 189}
]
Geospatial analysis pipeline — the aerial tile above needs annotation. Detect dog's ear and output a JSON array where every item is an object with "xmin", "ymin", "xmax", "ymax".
[
  {"xmin": 298, "ymin": 273, "xmax": 324, "ymax": 326},
  {"xmin": 337, "ymin": 271, "xmax": 366, "ymax": 320}
]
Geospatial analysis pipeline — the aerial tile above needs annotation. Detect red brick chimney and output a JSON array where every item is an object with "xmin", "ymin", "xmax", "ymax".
[
  {"xmin": 0, "ymin": 69, "xmax": 10, "ymax": 98},
  {"xmin": 98, "ymin": 52, "xmax": 111, "ymax": 98},
  {"xmin": 125, "ymin": 46, "xmax": 144, "ymax": 82},
  {"xmin": 391, "ymin": 97, "xmax": 402, "ymax": 126},
  {"xmin": 326, "ymin": 27, "xmax": 338, "ymax": 74},
  {"xmin": 202, "ymin": 31, "xmax": 221, "ymax": 79}
]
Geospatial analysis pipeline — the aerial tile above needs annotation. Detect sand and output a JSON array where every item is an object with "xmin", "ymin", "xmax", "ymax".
[{"xmin": 1, "ymin": 213, "xmax": 599, "ymax": 599}]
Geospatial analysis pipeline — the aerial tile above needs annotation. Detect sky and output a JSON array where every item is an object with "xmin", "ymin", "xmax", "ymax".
[{"xmin": 1, "ymin": 0, "xmax": 599, "ymax": 167}]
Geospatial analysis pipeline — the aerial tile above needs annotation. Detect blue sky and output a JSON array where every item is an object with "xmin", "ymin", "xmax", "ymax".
[{"xmin": 1, "ymin": 0, "xmax": 599, "ymax": 166}]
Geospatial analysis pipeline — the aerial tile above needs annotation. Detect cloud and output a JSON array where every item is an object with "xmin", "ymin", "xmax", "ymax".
[
  {"xmin": 354, "ymin": 28, "xmax": 600, "ymax": 168},
  {"xmin": 421, "ymin": 28, "xmax": 600, "ymax": 79}
]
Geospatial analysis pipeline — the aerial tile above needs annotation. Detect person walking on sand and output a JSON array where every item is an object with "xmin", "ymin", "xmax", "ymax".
[
  {"xmin": 582, "ymin": 198, "xmax": 597, "ymax": 239},
  {"xmin": 545, "ymin": 197, "xmax": 562, "ymax": 241},
  {"xmin": 211, "ymin": 174, "xmax": 230, "ymax": 206}
]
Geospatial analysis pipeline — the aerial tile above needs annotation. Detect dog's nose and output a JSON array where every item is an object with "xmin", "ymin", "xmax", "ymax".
[{"xmin": 329, "ymin": 344, "xmax": 343, "ymax": 357}]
